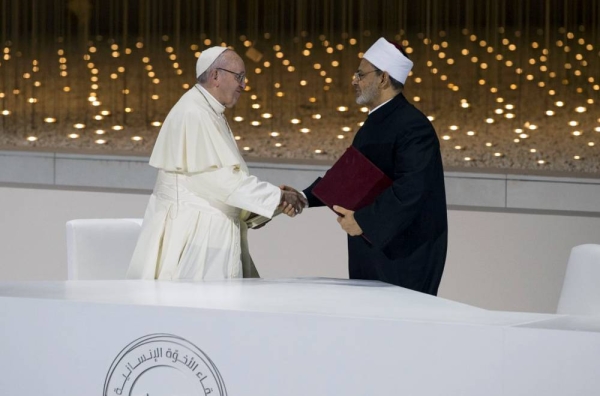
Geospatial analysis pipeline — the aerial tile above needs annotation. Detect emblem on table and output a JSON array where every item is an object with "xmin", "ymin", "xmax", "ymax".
[{"xmin": 103, "ymin": 333, "xmax": 227, "ymax": 396}]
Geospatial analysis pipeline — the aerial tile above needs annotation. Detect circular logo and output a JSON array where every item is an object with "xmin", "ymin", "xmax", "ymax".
[{"xmin": 104, "ymin": 333, "xmax": 228, "ymax": 396}]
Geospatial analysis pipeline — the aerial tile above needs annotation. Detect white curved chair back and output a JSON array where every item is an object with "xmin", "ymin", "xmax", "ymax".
[
  {"xmin": 66, "ymin": 218, "xmax": 143, "ymax": 280},
  {"xmin": 557, "ymin": 244, "xmax": 600, "ymax": 315}
]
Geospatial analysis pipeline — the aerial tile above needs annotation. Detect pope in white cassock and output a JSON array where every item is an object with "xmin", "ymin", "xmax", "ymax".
[{"xmin": 127, "ymin": 46, "xmax": 306, "ymax": 281}]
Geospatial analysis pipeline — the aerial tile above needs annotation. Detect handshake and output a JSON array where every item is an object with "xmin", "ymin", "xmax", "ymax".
[
  {"xmin": 248, "ymin": 185, "xmax": 307, "ymax": 230},
  {"xmin": 279, "ymin": 185, "xmax": 308, "ymax": 217}
]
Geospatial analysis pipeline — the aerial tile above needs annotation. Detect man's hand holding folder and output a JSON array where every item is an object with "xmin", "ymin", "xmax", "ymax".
[
  {"xmin": 311, "ymin": 146, "xmax": 393, "ymax": 238},
  {"xmin": 333, "ymin": 205, "xmax": 363, "ymax": 236}
]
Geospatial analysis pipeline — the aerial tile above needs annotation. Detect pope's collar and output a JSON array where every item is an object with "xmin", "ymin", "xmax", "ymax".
[{"xmin": 195, "ymin": 84, "xmax": 226, "ymax": 115}]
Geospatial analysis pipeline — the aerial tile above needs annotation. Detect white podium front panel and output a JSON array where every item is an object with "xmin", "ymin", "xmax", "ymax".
[
  {"xmin": 0, "ymin": 279, "xmax": 598, "ymax": 395},
  {"xmin": 505, "ymin": 316, "xmax": 600, "ymax": 395}
]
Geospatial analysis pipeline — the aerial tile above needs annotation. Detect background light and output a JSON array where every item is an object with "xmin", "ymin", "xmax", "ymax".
[{"xmin": 0, "ymin": 1, "xmax": 596, "ymax": 172}]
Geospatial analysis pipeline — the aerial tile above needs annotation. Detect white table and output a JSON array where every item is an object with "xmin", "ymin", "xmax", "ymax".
[{"xmin": 1, "ymin": 278, "xmax": 599, "ymax": 395}]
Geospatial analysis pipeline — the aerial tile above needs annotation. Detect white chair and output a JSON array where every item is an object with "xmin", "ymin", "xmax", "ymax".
[
  {"xmin": 556, "ymin": 244, "xmax": 600, "ymax": 316},
  {"xmin": 66, "ymin": 218, "xmax": 143, "ymax": 280}
]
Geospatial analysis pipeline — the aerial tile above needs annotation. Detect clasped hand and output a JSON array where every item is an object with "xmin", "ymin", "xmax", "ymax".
[{"xmin": 279, "ymin": 185, "xmax": 308, "ymax": 217}]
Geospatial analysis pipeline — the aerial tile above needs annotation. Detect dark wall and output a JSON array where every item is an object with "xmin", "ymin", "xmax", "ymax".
[{"xmin": 1, "ymin": 0, "xmax": 597, "ymax": 43}]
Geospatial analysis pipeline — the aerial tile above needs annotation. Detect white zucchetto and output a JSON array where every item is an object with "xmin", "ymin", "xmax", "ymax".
[
  {"xmin": 363, "ymin": 37, "xmax": 413, "ymax": 84},
  {"xmin": 196, "ymin": 46, "xmax": 228, "ymax": 78}
]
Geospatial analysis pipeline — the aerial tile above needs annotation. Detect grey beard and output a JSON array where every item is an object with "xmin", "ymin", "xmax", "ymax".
[
  {"xmin": 356, "ymin": 92, "xmax": 374, "ymax": 105},
  {"xmin": 355, "ymin": 85, "xmax": 377, "ymax": 105}
]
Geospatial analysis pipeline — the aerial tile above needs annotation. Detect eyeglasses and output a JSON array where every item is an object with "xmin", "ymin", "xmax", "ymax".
[
  {"xmin": 217, "ymin": 68, "xmax": 246, "ymax": 84},
  {"xmin": 353, "ymin": 69, "xmax": 380, "ymax": 81}
]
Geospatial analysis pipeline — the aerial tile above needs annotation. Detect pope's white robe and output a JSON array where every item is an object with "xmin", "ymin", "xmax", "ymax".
[{"xmin": 127, "ymin": 85, "xmax": 281, "ymax": 280}]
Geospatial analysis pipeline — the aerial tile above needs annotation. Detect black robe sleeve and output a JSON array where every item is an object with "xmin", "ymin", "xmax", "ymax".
[{"xmin": 303, "ymin": 177, "xmax": 325, "ymax": 208}]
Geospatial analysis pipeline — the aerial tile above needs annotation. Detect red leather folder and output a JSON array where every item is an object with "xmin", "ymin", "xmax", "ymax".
[{"xmin": 312, "ymin": 146, "xmax": 392, "ymax": 214}]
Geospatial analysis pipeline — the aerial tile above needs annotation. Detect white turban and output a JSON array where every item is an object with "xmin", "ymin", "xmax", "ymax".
[
  {"xmin": 363, "ymin": 38, "xmax": 413, "ymax": 84},
  {"xmin": 196, "ymin": 46, "xmax": 228, "ymax": 78}
]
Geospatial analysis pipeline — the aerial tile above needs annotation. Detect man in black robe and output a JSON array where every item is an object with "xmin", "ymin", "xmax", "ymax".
[{"xmin": 298, "ymin": 38, "xmax": 448, "ymax": 295}]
